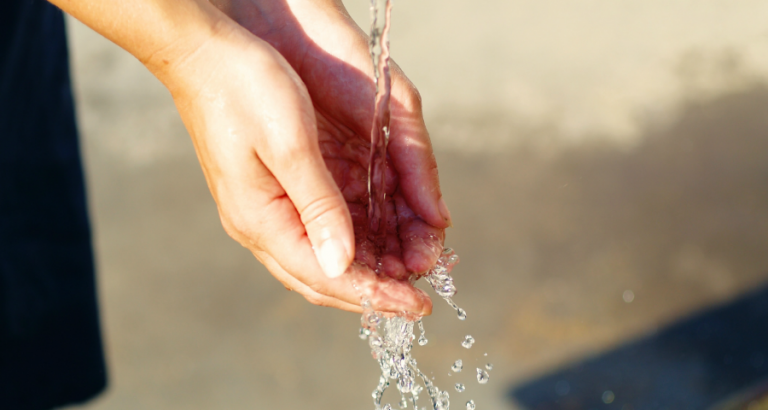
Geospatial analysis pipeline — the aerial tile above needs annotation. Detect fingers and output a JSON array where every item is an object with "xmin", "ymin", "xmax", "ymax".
[
  {"xmin": 251, "ymin": 84, "xmax": 355, "ymax": 279},
  {"xmin": 220, "ymin": 161, "xmax": 431, "ymax": 315},
  {"xmin": 387, "ymin": 66, "xmax": 452, "ymax": 230},
  {"xmin": 394, "ymin": 192, "xmax": 445, "ymax": 274},
  {"xmin": 255, "ymin": 230, "xmax": 432, "ymax": 315},
  {"xmin": 254, "ymin": 250, "xmax": 363, "ymax": 312}
]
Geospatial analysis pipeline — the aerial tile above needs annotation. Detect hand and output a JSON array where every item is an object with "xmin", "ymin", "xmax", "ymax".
[
  {"xmin": 53, "ymin": 0, "xmax": 450, "ymax": 314},
  {"xmin": 211, "ymin": 0, "xmax": 453, "ymax": 304},
  {"xmin": 159, "ymin": 6, "xmax": 450, "ymax": 313}
]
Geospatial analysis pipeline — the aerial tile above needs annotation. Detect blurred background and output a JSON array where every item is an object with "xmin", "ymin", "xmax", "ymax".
[{"xmin": 64, "ymin": 1, "xmax": 768, "ymax": 409}]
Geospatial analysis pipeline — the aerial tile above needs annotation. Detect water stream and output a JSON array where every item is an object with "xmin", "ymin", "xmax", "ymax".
[{"xmin": 358, "ymin": 1, "xmax": 487, "ymax": 409}]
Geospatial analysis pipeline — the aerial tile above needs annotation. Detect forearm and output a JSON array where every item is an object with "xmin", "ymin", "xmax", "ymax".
[
  {"xmin": 207, "ymin": 0, "xmax": 357, "ymax": 45},
  {"xmin": 49, "ymin": 0, "xmax": 231, "ymax": 84}
]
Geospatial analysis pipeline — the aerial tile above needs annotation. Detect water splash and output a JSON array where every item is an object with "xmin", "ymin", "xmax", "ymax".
[
  {"xmin": 466, "ymin": 400, "xmax": 476, "ymax": 410},
  {"xmin": 454, "ymin": 383, "xmax": 465, "ymax": 393},
  {"xmin": 424, "ymin": 250, "xmax": 466, "ymax": 319},
  {"xmin": 476, "ymin": 369, "xmax": 489, "ymax": 384},
  {"xmin": 359, "ymin": 0, "xmax": 483, "ymax": 408},
  {"xmin": 451, "ymin": 360, "xmax": 463, "ymax": 373},
  {"xmin": 417, "ymin": 319, "xmax": 428, "ymax": 346},
  {"xmin": 461, "ymin": 335, "xmax": 475, "ymax": 349},
  {"xmin": 361, "ymin": 251, "xmax": 466, "ymax": 409},
  {"xmin": 361, "ymin": 328, "xmax": 372, "ymax": 340}
]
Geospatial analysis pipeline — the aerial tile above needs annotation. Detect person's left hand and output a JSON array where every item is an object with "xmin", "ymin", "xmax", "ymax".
[{"xmin": 214, "ymin": 0, "xmax": 452, "ymax": 278}]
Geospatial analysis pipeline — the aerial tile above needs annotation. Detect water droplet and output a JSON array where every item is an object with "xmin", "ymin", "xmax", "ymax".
[
  {"xmin": 452, "ymin": 359, "xmax": 463, "ymax": 372},
  {"xmin": 602, "ymin": 390, "xmax": 615, "ymax": 404},
  {"xmin": 466, "ymin": 399, "xmax": 476, "ymax": 410},
  {"xmin": 400, "ymin": 396, "xmax": 408, "ymax": 408},
  {"xmin": 485, "ymin": 363, "xmax": 493, "ymax": 371},
  {"xmin": 370, "ymin": 335, "xmax": 383, "ymax": 349},
  {"xmin": 383, "ymin": 404, "xmax": 393, "ymax": 410},
  {"xmin": 483, "ymin": 353, "xmax": 487, "ymax": 356},
  {"xmin": 623, "ymin": 290, "xmax": 635, "ymax": 303},
  {"xmin": 359, "ymin": 327, "xmax": 371, "ymax": 340},
  {"xmin": 455, "ymin": 383, "xmax": 465, "ymax": 392},
  {"xmin": 397, "ymin": 371, "xmax": 414, "ymax": 393},
  {"xmin": 457, "ymin": 308, "xmax": 467, "ymax": 320},
  {"xmin": 364, "ymin": 310, "xmax": 381, "ymax": 328},
  {"xmin": 416, "ymin": 320, "xmax": 427, "ymax": 346},
  {"xmin": 462, "ymin": 335, "xmax": 475, "ymax": 349},
  {"xmin": 476, "ymin": 368, "xmax": 489, "ymax": 384},
  {"xmin": 436, "ymin": 390, "xmax": 450, "ymax": 410}
]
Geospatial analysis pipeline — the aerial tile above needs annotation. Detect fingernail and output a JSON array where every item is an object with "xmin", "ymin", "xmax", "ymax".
[
  {"xmin": 438, "ymin": 197, "xmax": 453, "ymax": 227},
  {"xmin": 316, "ymin": 238, "xmax": 350, "ymax": 278}
]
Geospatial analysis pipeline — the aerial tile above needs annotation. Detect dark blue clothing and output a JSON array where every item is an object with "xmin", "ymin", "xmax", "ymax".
[{"xmin": 1, "ymin": 0, "xmax": 107, "ymax": 409}]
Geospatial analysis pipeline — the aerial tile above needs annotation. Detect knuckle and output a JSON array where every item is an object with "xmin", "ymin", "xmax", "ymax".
[
  {"xmin": 402, "ymin": 85, "xmax": 423, "ymax": 113},
  {"xmin": 220, "ymin": 213, "xmax": 244, "ymax": 240},
  {"xmin": 306, "ymin": 278, "xmax": 329, "ymax": 298},
  {"xmin": 299, "ymin": 193, "xmax": 346, "ymax": 229},
  {"xmin": 218, "ymin": 209, "xmax": 263, "ymax": 250},
  {"xmin": 302, "ymin": 291, "xmax": 329, "ymax": 307},
  {"xmin": 272, "ymin": 138, "xmax": 315, "ymax": 164}
]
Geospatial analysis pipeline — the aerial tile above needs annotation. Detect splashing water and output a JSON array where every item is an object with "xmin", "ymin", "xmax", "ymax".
[
  {"xmin": 466, "ymin": 400, "xmax": 476, "ymax": 410},
  {"xmin": 461, "ymin": 335, "xmax": 475, "ymax": 349},
  {"xmin": 417, "ymin": 320, "xmax": 428, "ymax": 346},
  {"xmin": 451, "ymin": 360, "xmax": 463, "ymax": 373},
  {"xmin": 361, "ymin": 251, "xmax": 465, "ymax": 409},
  {"xmin": 476, "ymin": 369, "xmax": 489, "ymax": 385},
  {"xmin": 358, "ymin": 0, "xmax": 486, "ymax": 408}
]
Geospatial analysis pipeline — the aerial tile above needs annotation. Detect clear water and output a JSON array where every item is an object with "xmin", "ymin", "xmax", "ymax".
[
  {"xmin": 366, "ymin": 0, "xmax": 393, "ymax": 251},
  {"xmin": 359, "ymin": 0, "xmax": 488, "ymax": 408},
  {"xmin": 461, "ymin": 335, "xmax": 475, "ymax": 349},
  {"xmin": 476, "ymin": 369, "xmax": 489, "ymax": 385},
  {"xmin": 361, "ymin": 249, "xmax": 466, "ymax": 410},
  {"xmin": 451, "ymin": 360, "xmax": 463, "ymax": 373},
  {"xmin": 417, "ymin": 320, "xmax": 428, "ymax": 346}
]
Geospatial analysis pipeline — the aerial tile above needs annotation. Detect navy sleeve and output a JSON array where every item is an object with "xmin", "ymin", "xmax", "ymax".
[{"xmin": 0, "ymin": 0, "xmax": 107, "ymax": 408}]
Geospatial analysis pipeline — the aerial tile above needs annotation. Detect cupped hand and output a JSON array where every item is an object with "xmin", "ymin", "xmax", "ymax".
[{"xmin": 164, "ymin": 1, "xmax": 450, "ymax": 314}]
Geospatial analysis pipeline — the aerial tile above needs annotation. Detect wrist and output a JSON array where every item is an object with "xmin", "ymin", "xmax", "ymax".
[{"xmin": 140, "ymin": 6, "xmax": 237, "ymax": 89}]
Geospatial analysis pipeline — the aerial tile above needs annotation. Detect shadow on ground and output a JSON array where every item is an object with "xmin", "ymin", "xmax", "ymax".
[
  {"xmin": 490, "ymin": 85, "xmax": 768, "ymax": 410},
  {"xmin": 508, "ymin": 285, "xmax": 768, "ymax": 410}
]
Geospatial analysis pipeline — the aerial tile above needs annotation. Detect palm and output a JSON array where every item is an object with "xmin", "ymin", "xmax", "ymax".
[{"xmin": 231, "ymin": 1, "xmax": 447, "ymax": 278}]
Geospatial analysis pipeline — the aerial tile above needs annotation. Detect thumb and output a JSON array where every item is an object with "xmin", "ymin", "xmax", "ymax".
[{"xmin": 256, "ymin": 113, "xmax": 354, "ymax": 279}]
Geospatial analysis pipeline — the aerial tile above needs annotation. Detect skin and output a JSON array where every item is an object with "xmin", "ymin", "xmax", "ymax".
[{"xmin": 50, "ymin": 0, "xmax": 452, "ymax": 315}]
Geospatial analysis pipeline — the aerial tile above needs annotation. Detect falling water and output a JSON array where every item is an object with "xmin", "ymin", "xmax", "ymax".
[
  {"xmin": 361, "ymin": 249, "xmax": 464, "ymax": 410},
  {"xmin": 359, "ymin": 0, "xmax": 487, "ymax": 408},
  {"xmin": 367, "ymin": 0, "xmax": 393, "ymax": 251}
]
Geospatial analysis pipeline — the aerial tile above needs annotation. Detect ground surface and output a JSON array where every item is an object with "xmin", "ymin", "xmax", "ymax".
[{"xmin": 65, "ymin": 2, "xmax": 768, "ymax": 409}]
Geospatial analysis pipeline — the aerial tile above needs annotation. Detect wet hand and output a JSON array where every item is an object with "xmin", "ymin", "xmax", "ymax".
[
  {"xmin": 161, "ymin": 17, "xmax": 447, "ymax": 315},
  {"xmin": 212, "ymin": 0, "xmax": 453, "ymax": 301}
]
